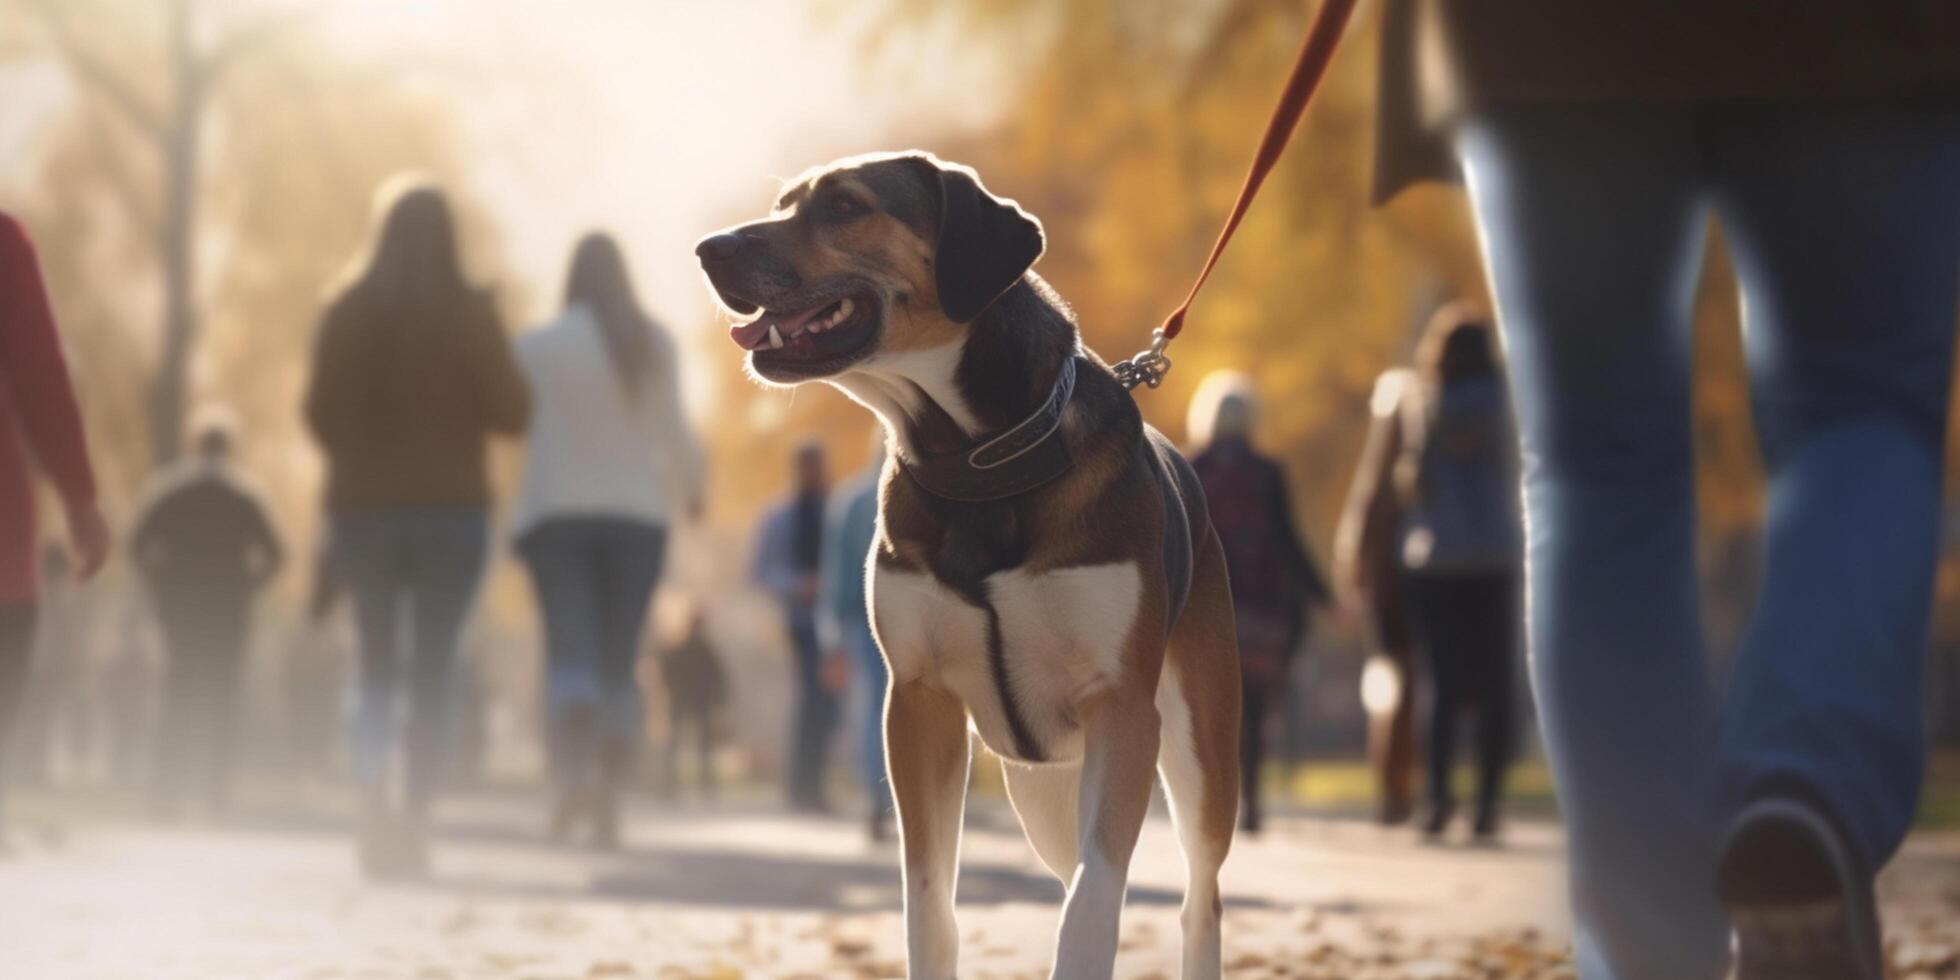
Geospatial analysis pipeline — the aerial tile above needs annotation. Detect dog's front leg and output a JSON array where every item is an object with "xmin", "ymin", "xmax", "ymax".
[
  {"xmin": 1051, "ymin": 684, "xmax": 1160, "ymax": 980},
  {"xmin": 888, "ymin": 679, "xmax": 971, "ymax": 979}
]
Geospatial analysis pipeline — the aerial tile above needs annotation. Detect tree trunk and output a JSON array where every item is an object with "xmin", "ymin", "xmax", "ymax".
[
  {"xmin": 148, "ymin": 120, "xmax": 198, "ymax": 467},
  {"xmin": 147, "ymin": 0, "xmax": 201, "ymax": 467}
]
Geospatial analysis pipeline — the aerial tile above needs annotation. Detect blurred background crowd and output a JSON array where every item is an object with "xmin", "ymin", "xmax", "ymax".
[{"xmin": 4, "ymin": 0, "xmax": 1960, "ymax": 887}]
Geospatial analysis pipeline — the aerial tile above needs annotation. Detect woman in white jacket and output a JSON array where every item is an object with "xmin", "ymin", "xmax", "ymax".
[{"xmin": 515, "ymin": 232, "xmax": 704, "ymax": 847}]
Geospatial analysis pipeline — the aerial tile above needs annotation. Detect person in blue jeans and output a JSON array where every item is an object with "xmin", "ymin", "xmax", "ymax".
[
  {"xmin": 752, "ymin": 441, "xmax": 839, "ymax": 814},
  {"xmin": 1373, "ymin": 6, "xmax": 1960, "ymax": 977},
  {"xmin": 306, "ymin": 181, "xmax": 531, "ymax": 878},
  {"xmin": 821, "ymin": 435, "xmax": 890, "ymax": 841},
  {"xmin": 514, "ymin": 233, "xmax": 705, "ymax": 849}
]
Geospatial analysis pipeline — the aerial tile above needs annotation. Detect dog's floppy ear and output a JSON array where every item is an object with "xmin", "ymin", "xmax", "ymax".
[{"xmin": 930, "ymin": 164, "xmax": 1045, "ymax": 324}]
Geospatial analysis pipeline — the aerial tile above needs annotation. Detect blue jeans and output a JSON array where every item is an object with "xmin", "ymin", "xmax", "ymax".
[
  {"xmin": 333, "ymin": 507, "xmax": 489, "ymax": 812},
  {"xmin": 1460, "ymin": 102, "xmax": 1960, "ymax": 979},
  {"xmin": 784, "ymin": 604, "xmax": 839, "ymax": 809},
  {"xmin": 518, "ymin": 517, "xmax": 667, "ymax": 791}
]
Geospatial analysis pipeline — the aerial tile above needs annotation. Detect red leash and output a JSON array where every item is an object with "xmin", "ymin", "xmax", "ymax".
[{"xmin": 1114, "ymin": 0, "xmax": 1358, "ymax": 390}]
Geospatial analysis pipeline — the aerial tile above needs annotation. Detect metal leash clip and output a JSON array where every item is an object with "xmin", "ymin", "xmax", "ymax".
[{"xmin": 1112, "ymin": 328, "xmax": 1173, "ymax": 391}]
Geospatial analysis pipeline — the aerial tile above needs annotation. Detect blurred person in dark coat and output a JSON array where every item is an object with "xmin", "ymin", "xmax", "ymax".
[
  {"xmin": 1188, "ymin": 372, "xmax": 1331, "ymax": 835},
  {"xmin": 131, "ymin": 410, "xmax": 284, "ymax": 816}
]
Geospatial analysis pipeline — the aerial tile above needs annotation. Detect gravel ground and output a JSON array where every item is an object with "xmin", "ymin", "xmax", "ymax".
[{"xmin": 1, "ymin": 791, "xmax": 1956, "ymax": 979}]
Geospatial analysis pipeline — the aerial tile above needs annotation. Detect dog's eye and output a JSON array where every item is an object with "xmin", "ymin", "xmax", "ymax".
[{"xmin": 820, "ymin": 195, "xmax": 867, "ymax": 223}]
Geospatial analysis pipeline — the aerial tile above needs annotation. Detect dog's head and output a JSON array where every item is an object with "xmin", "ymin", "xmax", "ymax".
[{"xmin": 696, "ymin": 152, "xmax": 1044, "ymax": 385}]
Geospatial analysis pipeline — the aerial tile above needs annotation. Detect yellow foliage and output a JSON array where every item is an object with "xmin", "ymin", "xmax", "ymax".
[{"xmin": 783, "ymin": 0, "xmax": 1806, "ymax": 560}]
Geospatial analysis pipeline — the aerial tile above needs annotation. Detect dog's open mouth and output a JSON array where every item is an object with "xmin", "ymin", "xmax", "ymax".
[{"xmin": 730, "ymin": 287, "xmax": 880, "ymax": 377}]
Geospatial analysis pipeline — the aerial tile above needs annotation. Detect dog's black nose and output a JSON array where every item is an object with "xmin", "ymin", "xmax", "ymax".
[{"xmin": 696, "ymin": 233, "xmax": 747, "ymax": 264}]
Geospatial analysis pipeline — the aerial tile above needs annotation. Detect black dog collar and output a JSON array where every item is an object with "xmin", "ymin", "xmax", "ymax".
[{"xmin": 898, "ymin": 357, "xmax": 1078, "ymax": 503}]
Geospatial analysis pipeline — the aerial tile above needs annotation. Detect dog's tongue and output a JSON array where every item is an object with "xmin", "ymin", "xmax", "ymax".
[
  {"xmin": 728, "ymin": 303, "xmax": 831, "ymax": 351},
  {"xmin": 730, "ymin": 318, "xmax": 775, "ymax": 351}
]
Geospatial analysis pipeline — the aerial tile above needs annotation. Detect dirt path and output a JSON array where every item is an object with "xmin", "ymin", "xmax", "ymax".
[{"xmin": 2, "ymin": 794, "xmax": 1955, "ymax": 978}]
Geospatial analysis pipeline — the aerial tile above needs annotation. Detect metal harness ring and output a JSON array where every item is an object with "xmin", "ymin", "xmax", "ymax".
[{"xmin": 1113, "ymin": 328, "xmax": 1174, "ymax": 391}]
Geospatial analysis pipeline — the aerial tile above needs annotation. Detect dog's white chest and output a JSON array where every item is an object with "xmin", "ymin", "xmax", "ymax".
[{"xmin": 870, "ymin": 561, "xmax": 1142, "ymax": 762}]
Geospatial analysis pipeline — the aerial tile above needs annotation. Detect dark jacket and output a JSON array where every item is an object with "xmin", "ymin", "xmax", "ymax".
[
  {"xmin": 304, "ymin": 290, "xmax": 530, "ymax": 511},
  {"xmin": 1375, "ymin": 1, "xmax": 1960, "ymax": 202},
  {"xmin": 1192, "ymin": 437, "xmax": 1330, "ymax": 681},
  {"xmin": 662, "ymin": 625, "xmax": 727, "ymax": 714},
  {"xmin": 132, "ymin": 462, "xmax": 283, "ymax": 604}
]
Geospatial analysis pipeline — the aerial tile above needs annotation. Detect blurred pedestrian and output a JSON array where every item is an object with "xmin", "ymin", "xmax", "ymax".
[
  {"xmin": 1335, "ymin": 367, "xmax": 1420, "ymax": 827},
  {"xmin": 1395, "ymin": 307, "xmax": 1522, "ymax": 842},
  {"xmin": 1377, "ymin": 5, "xmax": 1960, "ymax": 974},
  {"xmin": 131, "ymin": 410, "xmax": 284, "ymax": 816},
  {"xmin": 751, "ymin": 441, "xmax": 838, "ymax": 813},
  {"xmin": 514, "ymin": 232, "xmax": 704, "ymax": 848},
  {"xmin": 658, "ymin": 602, "xmax": 726, "ymax": 801},
  {"xmin": 0, "ymin": 212, "xmax": 108, "ymax": 853},
  {"xmin": 304, "ymin": 180, "xmax": 530, "ymax": 878},
  {"xmin": 1188, "ymin": 371, "xmax": 1332, "ymax": 836},
  {"xmin": 820, "ymin": 433, "xmax": 889, "ymax": 841}
]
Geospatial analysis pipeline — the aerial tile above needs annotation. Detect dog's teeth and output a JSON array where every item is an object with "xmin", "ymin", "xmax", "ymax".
[
  {"xmin": 768, "ymin": 324, "xmax": 784, "ymax": 349},
  {"xmin": 837, "ymin": 298, "xmax": 854, "ymax": 322}
]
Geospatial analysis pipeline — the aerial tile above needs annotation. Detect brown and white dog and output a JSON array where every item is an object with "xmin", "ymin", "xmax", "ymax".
[{"xmin": 697, "ymin": 152, "xmax": 1240, "ymax": 980}]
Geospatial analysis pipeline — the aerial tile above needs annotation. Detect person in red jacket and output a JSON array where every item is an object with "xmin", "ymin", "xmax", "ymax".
[{"xmin": 0, "ymin": 212, "xmax": 109, "ymax": 853}]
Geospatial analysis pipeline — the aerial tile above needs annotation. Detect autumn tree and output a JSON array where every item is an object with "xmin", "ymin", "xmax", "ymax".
[
  {"xmin": 3, "ymin": 0, "xmax": 490, "ymax": 544},
  {"xmin": 12, "ymin": 0, "xmax": 347, "ymax": 467},
  {"xmin": 846, "ymin": 0, "xmax": 1796, "ymax": 557}
]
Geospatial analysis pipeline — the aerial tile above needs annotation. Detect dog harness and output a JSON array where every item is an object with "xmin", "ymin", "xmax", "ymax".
[{"xmin": 897, "ymin": 356, "xmax": 1078, "ymax": 503}]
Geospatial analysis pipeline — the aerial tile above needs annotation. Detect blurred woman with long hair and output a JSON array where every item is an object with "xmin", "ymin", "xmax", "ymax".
[
  {"xmin": 1396, "ymin": 304, "xmax": 1523, "ymax": 842},
  {"xmin": 1187, "ymin": 371, "xmax": 1332, "ymax": 835},
  {"xmin": 514, "ymin": 232, "xmax": 704, "ymax": 848},
  {"xmin": 304, "ymin": 180, "xmax": 530, "ymax": 878}
]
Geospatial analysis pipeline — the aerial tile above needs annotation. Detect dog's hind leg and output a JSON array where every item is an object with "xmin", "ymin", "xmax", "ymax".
[
  {"xmin": 1157, "ymin": 533, "xmax": 1241, "ymax": 980},
  {"xmin": 888, "ymin": 679, "xmax": 972, "ymax": 980},
  {"xmin": 1050, "ymin": 683, "xmax": 1159, "ymax": 980},
  {"xmin": 1002, "ymin": 758, "xmax": 1081, "ymax": 881}
]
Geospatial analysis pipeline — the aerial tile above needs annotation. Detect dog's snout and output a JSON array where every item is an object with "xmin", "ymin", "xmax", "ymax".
[{"xmin": 695, "ymin": 232, "xmax": 748, "ymax": 265}]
